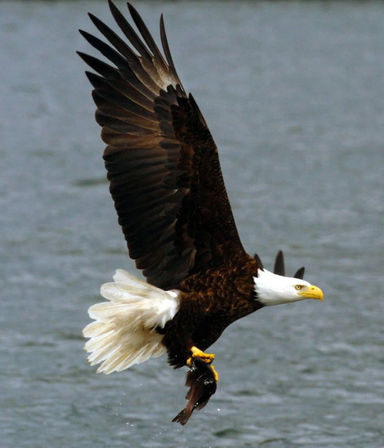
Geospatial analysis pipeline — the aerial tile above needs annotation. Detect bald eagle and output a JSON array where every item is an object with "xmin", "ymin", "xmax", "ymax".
[{"xmin": 79, "ymin": 1, "xmax": 324, "ymax": 425}]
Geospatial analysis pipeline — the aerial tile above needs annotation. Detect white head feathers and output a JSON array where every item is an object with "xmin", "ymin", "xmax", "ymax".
[{"xmin": 254, "ymin": 268, "xmax": 311, "ymax": 306}]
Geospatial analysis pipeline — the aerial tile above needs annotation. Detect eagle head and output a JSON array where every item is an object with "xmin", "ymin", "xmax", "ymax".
[{"xmin": 253, "ymin": 251, "xmax": 323, "ymax": 306}]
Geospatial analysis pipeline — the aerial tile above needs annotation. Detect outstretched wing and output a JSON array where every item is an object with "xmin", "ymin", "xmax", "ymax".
[{"xmin": 79, "ymin": 1, "xmax": 245, "ymax": 289}]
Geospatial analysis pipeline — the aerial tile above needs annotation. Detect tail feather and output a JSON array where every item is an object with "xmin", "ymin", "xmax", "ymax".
[
  {"xmin": 83, "ymin": 269, "xmax": 179, "ymax": 374},
  {"xmin": 83, "ymin": 320, "xmax": 112, "ymax": 338}
]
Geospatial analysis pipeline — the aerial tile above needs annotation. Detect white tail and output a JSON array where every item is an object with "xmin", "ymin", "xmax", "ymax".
[{"xmin": 83, "ymin": 269, "xmax": 180, "ymax": 374}]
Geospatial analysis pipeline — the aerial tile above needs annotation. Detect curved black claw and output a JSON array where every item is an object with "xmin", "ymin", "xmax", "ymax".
[{"xmin": 172, "ymin": 358, "xmax": 218, "ymax": 425}]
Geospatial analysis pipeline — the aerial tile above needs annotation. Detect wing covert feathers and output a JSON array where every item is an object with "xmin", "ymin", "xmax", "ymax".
[{"xmin": 80, "ymin": 1, "xmax": 245, "ymax": 289}]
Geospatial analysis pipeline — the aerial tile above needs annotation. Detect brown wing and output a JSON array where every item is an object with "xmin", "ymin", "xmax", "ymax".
[{"xmin": 79, "ymin": 1, "xmax": 245, "ymax": 289}]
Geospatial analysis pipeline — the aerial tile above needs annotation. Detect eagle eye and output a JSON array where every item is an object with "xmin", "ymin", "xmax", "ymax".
[{"xmin": 295, "ymin": 284, "xmax": 305, "ymax": 291}]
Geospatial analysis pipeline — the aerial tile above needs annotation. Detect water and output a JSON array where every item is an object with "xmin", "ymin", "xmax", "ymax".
[{"xmin": 1, "ymin": 1, "xmax": 384, "ymax": 447}]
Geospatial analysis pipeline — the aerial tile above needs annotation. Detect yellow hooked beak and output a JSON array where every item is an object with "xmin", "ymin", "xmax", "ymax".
[{"xmin": 298, "ymin": 285, "xmax": 324, "ymax": 301}]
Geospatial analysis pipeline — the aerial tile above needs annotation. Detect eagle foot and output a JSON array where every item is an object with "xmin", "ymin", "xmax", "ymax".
[
  {"xmin": 186, "ymin": 346, "xmax": 215, "ymax": 366},
  {"xmin": 172, "ymin": 357, "xmax": 219, "ymax": 425},
  {"xmin": 208, "ymin": 363, "xmax": 219, "ymax": 382}
]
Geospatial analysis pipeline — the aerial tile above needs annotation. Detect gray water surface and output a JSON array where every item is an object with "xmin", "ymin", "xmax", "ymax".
[{"xmin": 1, "ymin": 1, "xmax": 384, "ymax": 447}]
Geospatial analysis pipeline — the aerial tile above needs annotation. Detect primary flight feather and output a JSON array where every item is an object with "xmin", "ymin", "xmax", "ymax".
[{"xmin": 80, "ymin": 0, "xmax": 324, "ymax": 425}]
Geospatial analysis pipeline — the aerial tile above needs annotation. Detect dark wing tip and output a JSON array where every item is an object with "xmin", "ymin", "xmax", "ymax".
[
  {"xmin": 253, "ymin": 253, "xmax": 264, "ymax": 269},
  {"xmin": 159, "ymin": 12, "xmax": 179, "ymax": 80},
  {"xmin": 79, "ymin": 29, "xmax": 93, "ymax": 42},
  {"xmin": 126, "ymin": 1, "xmax": 167, "ymax": 67},
  {"xmin": 294, "ymin": 267, "xmax": 305, "ymax": 279},
  {"xmin": 127, "ymin": 2, "xmax": 137, "ymax": 17},
  {"xmin": 273, "ymin": 250, "xmax": 285, "ymax": 276},
  {"xmin": 79, "ymin": 29, "xmax": 97, "ymax": 49},
  {"xmin": 88, "ymin": 12, "xmax": 108, "ymax": 31},
  {"xmin": 127, "ymin": 2, "xmax": 143, "ymax": 28},
  {"xmin": 108, "ymin": 0, "xmax": 121, "ymax": 17}
]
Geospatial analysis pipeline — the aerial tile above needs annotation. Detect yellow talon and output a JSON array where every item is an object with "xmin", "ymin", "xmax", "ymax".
[
  {"xmin": 186, "ymin": 346, "xmax": 220, "ymax": 382},
  {"xmin": 210, "ymin": 364, "xmax": 219, "ymax": 382},
  {"xmin": 187, "ymin": 346, "xmax": 215, "ymax": 366},
  {"xmin": 191, "ymin": 346, "xmax": 215, "ymax": 361}
]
